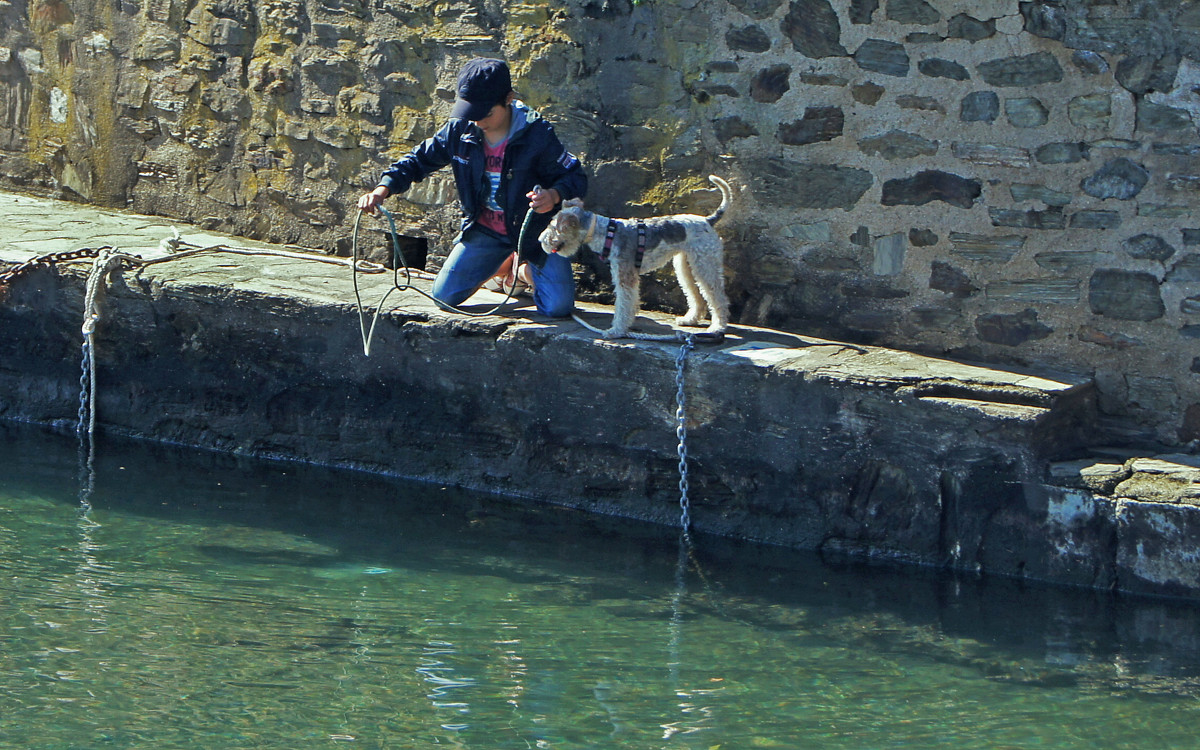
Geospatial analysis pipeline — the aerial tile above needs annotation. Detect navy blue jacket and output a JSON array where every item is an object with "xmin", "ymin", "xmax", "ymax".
[{"xmin": 377, "ymin": 102, "xmax": 587, "ymax": 266}]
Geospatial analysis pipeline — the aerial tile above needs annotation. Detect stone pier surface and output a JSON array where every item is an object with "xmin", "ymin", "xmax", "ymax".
[{"xmin": 2, "ymin": 191, "xmax": 1199, "ymax": 599}]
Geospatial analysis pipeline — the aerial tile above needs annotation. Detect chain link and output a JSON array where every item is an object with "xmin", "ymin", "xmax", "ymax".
[
  {"xmin": 77, "ymin": 339, "xmax": 91, "ymax": 438},
  {"xmin": 674, "ymin": 333, "xmax": 695, "ymax": 532},
  {"xmin": 0, "ymin": 246, "xmax": 109, "ymax": 299}
]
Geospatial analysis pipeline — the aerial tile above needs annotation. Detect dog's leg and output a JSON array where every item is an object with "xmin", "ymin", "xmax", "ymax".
[
  {"xmin": 672, "ymin": 253, "xmax": 709, "ymax": 327},
  {"xmin": 690, "ymin": 249, "xmax": 730, "ymax": 334},
  {"xmin": 605, "ymin": 255, "xmax": 639, "ymax": 338}
]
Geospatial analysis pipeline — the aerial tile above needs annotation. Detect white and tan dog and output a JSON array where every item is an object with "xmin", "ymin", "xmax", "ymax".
[{"xmin": 539, "ymin": 175, "xmax": 732, "ymax": 340}]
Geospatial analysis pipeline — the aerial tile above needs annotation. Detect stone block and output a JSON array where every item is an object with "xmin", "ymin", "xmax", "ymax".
[
  {"xmin": 1167, "ymin": 254, "xmax": 1200, "ymax": 283},
  {"xmin": 782, "ymin": 0, "xmax": 847, "ymax": 58},
  {"xmin": 872, "ymin": 232, "xmax": 905, "ymax": 275},
  {"xmin": 1081, "ymin": 158, "xmax": 1149, "ymax": 200},
  {"xmin": 985, "ymin": 279, "xmax": 1080, "ymax": 304},
  {"xmin": 1117, "ymin": 499, "xmax": 1200, "ymax": 596},
  {"xmin": 909, "ymin": 228, "xmax": 937, "ymax": 246},
  {"xmin": 896, "ymin": 95, "xmax": 944, "ymax": 113},
  {"xmin": 777, "ymin": 106, "xmax": 844, "ymax": 145},
  {"xmin": 1138, "ymin": 101, "xmax": 1193, "ymax": 133},
  {"xmin": 714, "ymin": 117, "xmax": 758, "ymax": 142},
  {"xmin": 1034, "ymin": 250, "xmax": 1101, "ymax": 274},
  {"xmin": 1088, "ymin": 269, "xmax": 1165, "ymax": 321},
  {"xmin": 975, "ymin": 308, "xmax": 1053, "ymax": 346},
  {"xmin": 887, "ymin": 0, "xmax": 939, "ymax": 24},
  {"xmin": 947, "ymin": 13, "xmax": 994, "ymax": 42},
  {"xmin": 977, "ymin": 52, "xmax": 1064, "ymax": 87},
  {"xmin": 854, "ymin": 39, "xmax": 909, "ymax": 77},
  {"xmin": 953, "ymin": 142, "xmax": 1032, "ymax": 168},
  {"xmin": 1077, "ymin": 325, "xmax": 1142, "ymax": 350},
  {"xmin": 1010, "ymin": 183, "xmax": 1071, "ymax": 206},
  {"xmin": 918, "ymin": 58, "xmax": 968, "ymax": 80},
  {"xmin": 882, "ymin": 171, "xmax": 981, "ymax": 209},
  {"xmin": 749, "ymin": 159, "xmax": 873, "ymax": 210},
  {"xmin": 850, "ymin": 0, "xmax": 876, "ymax": 24},
  {"xmin": 989, "ymin": 207, "xmax": 1066, "ymax": 230},
  {"xmin": 1069, "ymin": 93, "xmax": 1112, "ymax": 129},
  {"xmin": 1122, "ymin": 233, "xmax": 1176, "ymax": 262},
  {"xmin": 750, "ymin": 64, "xmax": 791, "ymax": 103},
  {"xmin": 960, "ymin": 91, "xmax": 999, "ymax": 122},
  {"xmin": 726, "ymin": 25, "xmax": 772, "ymax": 53},
  {"xmin": 1069, "ymin": 210, "xmax": 1122, "ymax": 230},
  {"xmin": 950, "ymin": 232, "xmax": 1025, "ymax": 262},
  {"xmin": 1036, "ymin": 141, "xmax": 1089, "ymax": 164},
  {"xmin": 864, "ymin": 129, "xmax": 936, "ymax": 158},
  {"xmin": 729, "ymin": 0, "xmax": 784, "ymax": 19},
  {"xmin": 852, "ymin": 81, "xmax": 884, "ymax": 105},
  {"xmin": 1071, "ymin": 50, "xmax": 1109, "ymax": 75},
  {"xmin": 930, "ymin": 260, "xmax": 977, "ymax": 296},
  {"xmin": 1005, "ymin": 97, "xmax": 1049, "ymax": 128}
]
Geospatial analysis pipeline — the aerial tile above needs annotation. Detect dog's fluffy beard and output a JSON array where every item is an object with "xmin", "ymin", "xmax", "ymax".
[{"xmin": 538, "ymin": 175, "xmax": 732, "ymax": 339}]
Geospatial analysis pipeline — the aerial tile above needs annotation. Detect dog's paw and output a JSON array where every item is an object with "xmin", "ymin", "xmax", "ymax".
[
  {"xmin": 676, "ymin": 315, "xmax": 704, "ymax": 327},
  {"xmin": 602, "ymin": 328, "xmax": 628, "ymax": 340}
]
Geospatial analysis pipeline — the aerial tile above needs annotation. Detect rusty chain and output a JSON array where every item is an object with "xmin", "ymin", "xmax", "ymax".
[{"xmin": 0, "ymin": 246, "xmax": 111, "ymax": 298}]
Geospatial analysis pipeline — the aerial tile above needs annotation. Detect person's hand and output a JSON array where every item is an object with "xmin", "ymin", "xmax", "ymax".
[
  {"xmin": 527, "ymin": 186, "xmax": 560, "ymax": 214},
  {"xmin": 357, "ymin": 186, "xmax": 390, "ymax": 214}
]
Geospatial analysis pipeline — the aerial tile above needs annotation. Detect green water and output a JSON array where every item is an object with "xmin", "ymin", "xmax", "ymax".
[{"xmin": 2, "ymin": 425, "xmax": 1200, "ymax": 748}]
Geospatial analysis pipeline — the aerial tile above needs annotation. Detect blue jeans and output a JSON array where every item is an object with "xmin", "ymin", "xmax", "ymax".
[{"xmin": 431, "ymin": 227, "xmax": 575, "ymax": 317}]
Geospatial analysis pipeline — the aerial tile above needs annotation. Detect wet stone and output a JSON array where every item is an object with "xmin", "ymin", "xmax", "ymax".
[
  {"xmin": 905, "ymin": 32, "xmax": 942, "ymax": 44},
  {"xmin": 1167, "ymin": 254, "xmax": 1200, "ymax": 283},
  {"xmin": 947, "ymin": 13, "xmax": 994, "ymax": 42},
  {"xmin": 778, "ymin": 106, "xmax": 844, "ymax": 145},
  {"xmin": 961, "ymin": 91, "xmax": 999, "ymax": 122},
  {"xmin": 727, "ymin": 25, "xmax": 772, "ymax": 53},
  {"xmin": 1021, "ymin": 0, "xmax": 1066, "ymax": 40},
  {"xmin": 1184, "ymin": 326, "xmax": 1200, "ymax": 339},
  {"xmin": 1138, "ymin": 102, "xmax": 1194, "ymax": 133},
  {"xmin": 1088, "ymin": 269, "xmax": 1165, "ymax": 321},
  {"xmin": 1139, "ymin": 205, "xmax": 1191, "ymax": 219},
  {"xmin": 989, "ymin": 207, "xmax": 1066, "ymax": 230},
  {"xmin": 1034, "ymin": 250, "xmax": 1101, "ymax": 274},
  {"xmin": 930, "ymin": 260, "xmax": 977, "ymax": 296},
  {"xmin": 857, "ymin": 130, "xmax": 938, "ymax": 160},
  {"xmin": 978, "ymin": 52, "xmax": 1064, "ymax": 87},
  {"xmin": 919, "ymin": 58, "xmax": 969, "ymax": 80},
  {"xmin": 1123, "ymin": 233, "xmax": 1176, "ymax": 262},
  {"xmin": 1011, "ymin": 184, "xmax": 1071, "ymax": 206},
  {"xmin": 850, "ymin": 0, "xmax": 877, "ymax": 24},
  {"xmin": 854, "ymin": 39, "xmax": 909, "ymax": 77},
  {"xmin": 751, "ymin": 64, "xmax": 791, "ymax": 102},
  {"xmin": 882, "ymin": 171, "xmax": 981, "ymax": 209},
  {"xmin": 1182, "ymin": 296, "xmax": 1200, "ymax": 315},
  {"xmin": 953, "ymin": 142, "xmax": 1031, "ymax": 168},
  {"xmin": 909, "ymin": 228, "xmax": 938, "ymax": 246},
  {"xmin": 1036, "ymin": 142, "xmax": 1089, "ymax": 164},
  {"xmin": 1006, "ymin": 97, "xmax": 1049, "ymax": 128},
  {"xmin": 1081, "ymin": 158, "xmax": 1149, "ymax": 200},
  {"xmin": 714, "ymin": 116, "xmax": 758, "ymax": 142},
  {"xmin": 975, "ymin": 308, "xmax": 1054, "ymax": 346},
  {"xmin": 887, "ymin": 0, "xmax": 939, "ymax": 25},
  {"xmin": 950, "ymin": 232, "xmax": 1025, "ymax": 262},
  {"xmin": 1072, "ymin": 50, "xmax": 1109, "ymax": 75},
  {"xmin": 1069, "ymin": 210, "xmax": 1122, "ymax": 230},
  {"xmin": 782, "ymin": 0, "xmax": 847, "ymax": 58},
  {"xmin": 1184, "ymin": 229, "xmax": 1200, "ymax": 246},
  {"xmin": 852, "ymin": 81, "xmax": 885, "ymax": 105},
  {"xmin": 1069, "ymin": 94, "xmax": 1112, "ymax": 129}
]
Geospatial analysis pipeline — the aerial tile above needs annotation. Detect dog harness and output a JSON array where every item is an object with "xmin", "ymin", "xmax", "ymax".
[{"xmin": 599, "ymin": 219, "xmax": 647, "ymax": 269}]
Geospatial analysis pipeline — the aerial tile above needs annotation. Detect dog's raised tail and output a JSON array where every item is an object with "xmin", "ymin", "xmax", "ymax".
[{"xmin": 705, "ymin": 175, "xmax": 733, "ymax": 226}]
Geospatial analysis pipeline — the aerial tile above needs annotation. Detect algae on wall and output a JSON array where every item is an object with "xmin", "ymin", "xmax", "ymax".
[{"xmin": 1, "ymin": 0, "xmax": 1199, "ymax": 446}]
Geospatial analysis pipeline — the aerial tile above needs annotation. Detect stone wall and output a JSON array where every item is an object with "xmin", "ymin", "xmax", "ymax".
[{"xmin": 1, "ymin": 0, "xmax": 1198, "ymax": 445}]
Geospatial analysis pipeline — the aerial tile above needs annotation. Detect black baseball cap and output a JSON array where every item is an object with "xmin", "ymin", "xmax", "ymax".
[{"xmin": 450, "ymin": 58, "xmax": 513, "ymax": 121}]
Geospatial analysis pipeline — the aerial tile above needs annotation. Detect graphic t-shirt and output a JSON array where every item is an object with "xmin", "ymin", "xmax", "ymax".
[{"xmin": 477, "ymin": 139, "xmax": 508, "ymax": 236}]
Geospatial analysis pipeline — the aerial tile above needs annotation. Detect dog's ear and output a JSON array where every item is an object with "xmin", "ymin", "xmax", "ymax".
[{"xmin": 563, "ymin": 197, "xmax": 585, "ymax": 209}]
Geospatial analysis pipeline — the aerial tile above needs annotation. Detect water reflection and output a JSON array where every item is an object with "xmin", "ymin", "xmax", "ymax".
[{"xmin": 3, "ymin": 422, "xmax": 1200, "ymax": 747}]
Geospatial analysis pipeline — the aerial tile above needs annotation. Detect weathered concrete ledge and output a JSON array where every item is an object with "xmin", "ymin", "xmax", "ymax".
[{"xmin": 3, "ymin": 192, "xmax": 1199, "ymax": 599}]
